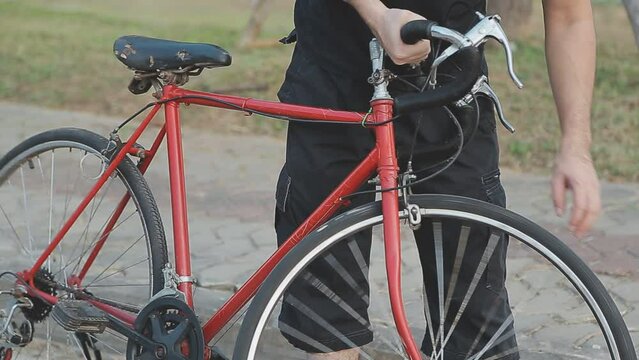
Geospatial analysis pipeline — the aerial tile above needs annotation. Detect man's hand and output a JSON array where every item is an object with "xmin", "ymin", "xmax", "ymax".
[
  {"xmin": 551, "ymin": 146, "xmax": 601, "ymax": 237},
  {"xmin": 371, "ymin": 8, "xmax": 431, "ymax": 65},
  {"xmin": 344, "ymin": 1, "xmax": 431, "ymax": 65}
]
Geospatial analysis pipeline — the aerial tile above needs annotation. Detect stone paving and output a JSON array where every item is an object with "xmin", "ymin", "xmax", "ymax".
[{"xmin": 0, "ymin": 102, "xmax": 637, "ymax": 358}]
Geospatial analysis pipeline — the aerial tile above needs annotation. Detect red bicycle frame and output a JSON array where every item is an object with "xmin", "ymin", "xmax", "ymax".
[{"xmin": 23, "ymin": 84, "xmax": 423, "ymax": 358}]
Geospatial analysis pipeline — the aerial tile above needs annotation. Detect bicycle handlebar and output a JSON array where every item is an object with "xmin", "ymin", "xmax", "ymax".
[
  {"xmin": 394, "ymin": 47, "xmax": 482, "ymax": 114},
  {"xmin": 399, "ymin": 20, "xmax": 438, "ymax": 45},
  {"xmin": 394, "ymin": 20, "xmax": 481, "ymax": 115}
]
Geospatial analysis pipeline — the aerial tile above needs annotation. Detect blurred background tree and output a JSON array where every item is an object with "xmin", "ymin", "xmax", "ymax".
[
  {"xmin": 624, "ymin": 0, "xmax": 639, "ymax": 47},
  {"xmin": 239, "ymin": 0, "xmax": 275, "ymax": 48},
  {"xmin": 487, "ymin": 0, "xmax": 533, "ymax": 39}
]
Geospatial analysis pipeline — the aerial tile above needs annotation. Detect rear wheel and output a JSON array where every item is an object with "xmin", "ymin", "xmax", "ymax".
[
  {"xmin": 233, "ymin": 195, "xmax": 636, "ymax": 360},
  {"xmin": 0, "ymin": 128, "xmax": 168, "ymax": 359}
]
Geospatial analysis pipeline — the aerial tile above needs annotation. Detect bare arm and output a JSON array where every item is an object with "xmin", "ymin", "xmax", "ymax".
[
  {"xmin": 344, "ymin": 0, "xmax": 431, "ymax": 64},
  {"xmin": 543, "ymin": 0, "xmax": 601, "ymax": 236}
]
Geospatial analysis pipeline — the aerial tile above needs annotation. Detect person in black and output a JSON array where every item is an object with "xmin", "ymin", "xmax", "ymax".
[{"xmin": 274, "ymin": 1, "xmax": 600, "ymax": 359}]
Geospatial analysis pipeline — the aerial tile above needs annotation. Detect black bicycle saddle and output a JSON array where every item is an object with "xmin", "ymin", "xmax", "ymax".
[{"xmin": 113, "ymin": 35, "xmax": 232, "ymax": 72}]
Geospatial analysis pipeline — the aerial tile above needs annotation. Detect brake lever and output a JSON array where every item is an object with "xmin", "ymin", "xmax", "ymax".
[
  {"xmin": 456, "ymin": 75, "xmax": 516, "ymax": 133},
  {"xmin": 432, "ymin": 13, "xmax": 524, "ymax": 89}
]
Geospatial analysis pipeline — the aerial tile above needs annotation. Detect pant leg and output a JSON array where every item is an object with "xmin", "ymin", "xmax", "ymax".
[
  {"xmin": 274, "ymin": 45, "xmax": 377, "ymax": 353},
  {"xmin": 408, "ymin": 100, "xmax": 519, "ymax": 359}
]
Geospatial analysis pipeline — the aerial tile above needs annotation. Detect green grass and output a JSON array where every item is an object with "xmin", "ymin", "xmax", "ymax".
[
  {"xmin": 0, "ymin": 1, "xmax": 638, "ymax": 181},
  {"xmin": 487, "ymin": 4, "xmax": 639, "ymax": 181},
  {"xmin": 0, "ymin": 0, "xmax": 293, "ymax": 130}
]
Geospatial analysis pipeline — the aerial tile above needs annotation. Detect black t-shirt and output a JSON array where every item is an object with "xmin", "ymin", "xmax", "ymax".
[{"xmin": 294, "ymin": 0, "xmax": 487, "ymax": 79}]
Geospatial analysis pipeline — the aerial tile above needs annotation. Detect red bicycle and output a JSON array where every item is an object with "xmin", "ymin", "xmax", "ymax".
[{"xmin": 0, "ymin": 16, "xmax": 635, "ymax": 360}]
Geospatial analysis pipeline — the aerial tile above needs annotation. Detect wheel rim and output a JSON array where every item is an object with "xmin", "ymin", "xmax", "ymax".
[
  {"xmin": 241, "ymin": 207, "xmax": 623, "ymax": 360},
  {"xmin": 0, "ymin": 140, "xmax": 157, "ymax": 359}
]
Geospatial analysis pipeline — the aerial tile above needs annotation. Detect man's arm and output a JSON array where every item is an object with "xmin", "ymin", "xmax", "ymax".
[
  {"xmin": 344, "ymin": 0, "xmax": 431, "ymax": 64},
  {"xmin": 543, "ymin": 0, "xmax": 601, "ymax": 237}
]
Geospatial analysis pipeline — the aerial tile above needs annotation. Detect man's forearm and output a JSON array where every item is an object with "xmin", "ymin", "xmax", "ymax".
[
  {"xmin": 343, "ymin": 0, "xmax": 387, "ymax": 34},
  {"xmin": 342, "ymin": 1, "xmax": 431, "ymax": 65},
  {"xmin": 543, "ymin": 0, "xmax": 596, "ymax": 152}
]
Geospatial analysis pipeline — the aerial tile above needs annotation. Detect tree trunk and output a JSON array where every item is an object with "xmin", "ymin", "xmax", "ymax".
[
  {"xmin": 623, "ymin": 0, "xmax": 639, "ymax": 48},
  {"xmin": 487, "ymin": 0, "xmax": 534, "ymax": 40},
  {"xmin": 238, "ymin": 0, "xmax": 274, "ymax": 48}
]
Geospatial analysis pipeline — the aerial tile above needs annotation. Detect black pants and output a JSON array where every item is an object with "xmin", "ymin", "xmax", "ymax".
[{"xmin": 274, "ymin": 46, "xmax": 518, "ymax": 359}]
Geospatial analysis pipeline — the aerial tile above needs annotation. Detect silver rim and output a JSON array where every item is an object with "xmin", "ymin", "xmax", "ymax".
[
  {"xmin": 0, "ymin": 140, "xmax": 157, "ymax": 359},
  {"xmin": 244, "ymin": 208, "xmax": 620, "ymax": 360}
]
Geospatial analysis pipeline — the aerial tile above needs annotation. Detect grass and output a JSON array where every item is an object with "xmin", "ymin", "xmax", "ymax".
[
  {"xmin": 487, "ymin": 3, "xmax": 639, "ymax": 181},
  {"xmin": 0, "ymin": 0, "xmax": 638, "ymax": 181}
]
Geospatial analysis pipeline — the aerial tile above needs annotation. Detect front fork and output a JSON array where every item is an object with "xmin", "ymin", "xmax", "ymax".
[{"xmin": 369, "ymin": 39, "xmax": 422, "ymax": 360}]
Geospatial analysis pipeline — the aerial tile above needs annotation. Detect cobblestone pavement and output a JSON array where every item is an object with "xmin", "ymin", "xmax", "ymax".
[{"xmin": 0, "ymin": 102, "xmax": 637, "ymax": 358}]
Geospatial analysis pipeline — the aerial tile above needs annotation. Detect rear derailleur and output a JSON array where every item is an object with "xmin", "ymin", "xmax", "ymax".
[{"xmin": 0, "ymin": 286, "xmax": 35, "ymax": 357}]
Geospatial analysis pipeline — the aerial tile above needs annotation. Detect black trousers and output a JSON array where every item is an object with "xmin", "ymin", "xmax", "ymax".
[{"xmin": 274, "ymin": 46, "xmax": 518, "ymax": 359}]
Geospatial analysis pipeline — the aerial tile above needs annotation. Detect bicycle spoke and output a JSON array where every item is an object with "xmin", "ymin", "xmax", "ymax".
[
  {"xmin": 433, "ymin": 221, "xmax": 446, "ymax": 359},
  {"xmin": 347, "ymin": 240, "xmax": 370, "ymax": 284},
  {"xmin": 284, "ymin": 294, "xmax": 374, "ymax": 360},
  {"xmin": 277, "ymin": 322, "xmax": 335, "ymax": 353},
  {"xmin": 87, "ymin": 257, "xmax": 149, "ymax": 285},
  {"xmin": 87, "ymin": 283, "xmax": 150, "ymax": 288},
  {"xmin": 0, "ymin": 203, "xmax": 31, "ymax": 255},
  {"xmin": 51, "ymin": 210, "xmax": 139, "ymax": 279},
  {"xmin": 433, "ymin": 231, "xmax": 502, "ymax": 360},
  {"xmin": 47, "ymin": 317, "xmax": 52, "ymax": 360},
  {"xmin": 20, "ymin": 167, "xmax": 35, "ymax": 258},
  {"xmin": 89, "ymin": 333, "xmax": 125, "ymax": 355},
  {"xmin": 467, "ymin": 314, "xmax": 514, "ymax": 360},
  {"xmin": 85, "ymin": 234, "xmax": 145, "ymax": 287},
  {"xmin": 322, "ymin": 253, "xmax": 369, "ymax": 305},
  {"xmin": 463, "ymin": 296, "xmax": 510, "ymax": 358},
  {"xmin": 68, "ymin": 178, "xmax": 117, "ymax": 276},
  {"xmin": 48, "ymin": 152, "xmax": 55, "ymax": 271},
  {"xmin": 56, "ymin": 154, "xmax": 82, "ymax": 236},
  {"xmin": 422, "ymin": 285, "xmax": 437, "ymax": 359},
  {"xmin": 71, "ymin": 333, "xmax": 90, "ymax": 360},
  {"xmin": 300, "ymin": 271, "xmax": 369, "ymax": 327},
  {"xmin": 443, "ymin": 224, "xmax": 470, "ymax": 317}
]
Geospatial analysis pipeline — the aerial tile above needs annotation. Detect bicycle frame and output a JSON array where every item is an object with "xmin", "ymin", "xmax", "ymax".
[{"xmin": 22, "ymin": 53, "xmax": 424, "ymax": 359}]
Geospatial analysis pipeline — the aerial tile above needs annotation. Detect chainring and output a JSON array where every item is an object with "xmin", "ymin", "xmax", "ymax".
[
  {"xmin": 126, "ymin": 296, "xmax": 204, "ymax": 360},
  {"xmin": 22, "ymin": 269, "xmax": 56, "ymax": 323},
  {"xmin": 0, "ymin": 347, "xmax": 12, "ymax": 360}
]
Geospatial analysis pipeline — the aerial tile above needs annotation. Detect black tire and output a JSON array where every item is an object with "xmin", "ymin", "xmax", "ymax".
[
  {"xmin": 233, "ymin": 195, "xmax": 636, "ymax": 360},
  {"xmin": 0, "ymin": 128, "xmax": 168, "ymax": 358}
]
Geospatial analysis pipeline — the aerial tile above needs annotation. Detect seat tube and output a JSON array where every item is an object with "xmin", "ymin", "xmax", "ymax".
[
  {"xmin": 369, "ymin": 39, "xmax": 421, "ymax": 360},
  {"xmin": 164, "ymin": 96, "xmax": 194, "ymax": 306}
]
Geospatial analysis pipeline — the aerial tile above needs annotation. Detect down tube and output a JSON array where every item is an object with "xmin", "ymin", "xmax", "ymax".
[{"xmin": 201, "ymin": 148, "xmax": 379, "ymax": 342}]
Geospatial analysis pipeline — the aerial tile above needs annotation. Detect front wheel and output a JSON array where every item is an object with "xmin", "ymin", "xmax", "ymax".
[{"xmin": 233, "ymin": 195, "xmax": 636, "ymax": 360}]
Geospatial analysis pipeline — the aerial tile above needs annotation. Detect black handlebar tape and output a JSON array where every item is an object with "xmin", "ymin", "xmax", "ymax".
[
  {"xmin": 394, "ymin": 47, "xmax": 482, "ymax": 115},
  {"xmin": 400, "ymin": 20, "xmax": 439, "ymax": 44}
]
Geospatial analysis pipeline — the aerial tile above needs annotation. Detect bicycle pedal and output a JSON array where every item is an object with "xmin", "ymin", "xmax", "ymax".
[{"xmin": 51, "ymin": 300, "xmax": 109, "ymax": 334}]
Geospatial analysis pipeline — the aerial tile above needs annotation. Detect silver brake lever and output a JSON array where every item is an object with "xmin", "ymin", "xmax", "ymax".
[
  {"xmin": 432, "ymin": 13, "xmax": 524, "ymax": 89},
  {"xmin": 477, "ymin": 79, "xmax": 516, "ymax": 133},
  {"xmin": 457, "ymin": 75, "xmax": 516, "ymax": 133}
]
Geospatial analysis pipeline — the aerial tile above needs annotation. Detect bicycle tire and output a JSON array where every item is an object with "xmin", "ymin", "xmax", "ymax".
[
  {"xmin": 233, "ymin": 194, "xmax": 636, "ymax": 360},
  {"xmin": 0, "ymin": 127, "xmax": 168, "ymax": 358}
]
